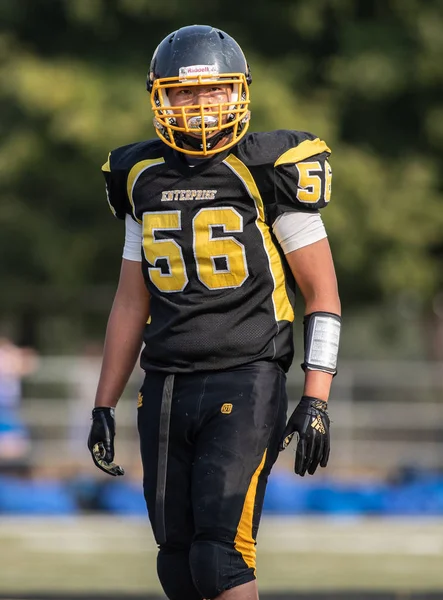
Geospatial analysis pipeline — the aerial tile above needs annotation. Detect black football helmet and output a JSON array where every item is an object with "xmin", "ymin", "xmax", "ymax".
[{"xmin": 147, "ymin": 25, "xmax": 252, "ymax": 156}]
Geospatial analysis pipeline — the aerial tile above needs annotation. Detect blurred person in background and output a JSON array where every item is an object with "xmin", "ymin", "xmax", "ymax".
[
  {"xmin": 88, "ymin": 24, "xmax": 341, "ymax": 600},
  {"xmin": 0, "ymin": 336, "xmax": 37, "ymax": 468}
]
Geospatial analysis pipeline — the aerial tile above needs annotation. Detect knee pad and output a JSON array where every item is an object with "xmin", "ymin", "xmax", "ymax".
[
  {"xmin": 189, "ymin": 539, "xmax": 255, "ymax": 599},
  {"xmin": 157, "ymin": 547, "xmax": 203, "ymax": 600}
]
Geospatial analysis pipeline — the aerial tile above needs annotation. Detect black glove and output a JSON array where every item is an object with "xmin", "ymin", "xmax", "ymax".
[
  {"xmin": 87, "ymin": 407, "xmax": 125, "ymax": 476},
  {"xmin": 280, "ymin": 396, "xmax": 330, "ymax": 476}
]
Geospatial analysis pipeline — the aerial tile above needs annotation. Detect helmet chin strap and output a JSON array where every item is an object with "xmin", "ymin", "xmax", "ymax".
[{"xmin": 175, "ymin": 127, "xmax": 234, "ymax": 153}]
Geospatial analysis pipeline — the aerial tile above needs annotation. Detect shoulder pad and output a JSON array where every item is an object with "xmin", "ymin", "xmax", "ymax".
[
  {"xmin": 104, "ymin": 139, "xmax": 165, "ymax": 172},
  {"xmin": 101, "ymin": 139, "xmax": 164, "ymax": 220},
  {"xmin": 273, "ymin": 133, "xmax": 332, "ymax": 215},
  {"xmin": 235, "ymin": 130, "xmax": 323, "ymax": 167},
  {"xmin": 274, "ymin": 137, "xmax": 331, "ymax": 167}
]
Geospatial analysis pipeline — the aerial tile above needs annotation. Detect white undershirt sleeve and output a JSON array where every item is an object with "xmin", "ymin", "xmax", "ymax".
[
  {"xmin": 272, "ymin": 211, "xmax": 327, "ymax": 255},
  {"xmin": 123, "ymin": 213, "xmax": 143, "ymax": 262}
]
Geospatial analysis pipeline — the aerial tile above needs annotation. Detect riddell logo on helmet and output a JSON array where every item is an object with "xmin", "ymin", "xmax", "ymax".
[{"xmin": 179, "ymin": 65, "xmax": 219, "ymax": 79}]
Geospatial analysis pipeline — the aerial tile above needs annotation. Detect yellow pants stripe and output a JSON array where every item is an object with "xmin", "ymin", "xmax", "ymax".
[{"xmin": 234, "ymin": 449, "xmax": 267, "ymax": 574}]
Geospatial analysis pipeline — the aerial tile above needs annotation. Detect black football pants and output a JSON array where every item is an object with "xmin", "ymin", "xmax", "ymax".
[{"xmin": 137, "ymin": 360, "xmax": 287, "ymax": 599}]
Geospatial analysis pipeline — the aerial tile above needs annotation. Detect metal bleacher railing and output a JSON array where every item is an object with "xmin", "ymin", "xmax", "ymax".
[{"xmin": 19, "ymin": 356, "xmax": 443, "ymax": 475}]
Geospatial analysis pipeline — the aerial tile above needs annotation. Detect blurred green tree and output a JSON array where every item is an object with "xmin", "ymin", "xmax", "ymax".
[{"xmin": 0, "ymin": 0, "xmax": 442, "ymax": 355}]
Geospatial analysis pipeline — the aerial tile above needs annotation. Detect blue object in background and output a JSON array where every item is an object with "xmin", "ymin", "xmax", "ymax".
[
  {"xmin": 1, "ymin": 467, "xmax": 443, "ymax": 516},
  {"xmin": 263, "ymin": 468, "xmax": 443, "ymax": 517},
  {"xmin": 99, "ymin": 480, "xmax": 147, "ymax": 515},
  {"xmin": 382, "ymin": 476, "xmax": 443, "ymax": 516},
  {"xmin": 263, "ymin": 469, "xmax": 312, "ymax": 514},
  {"xmin": 264, "ymin": 472, "xmax": 387, "ymax": 516},
  {"xmin": 0, "ymin": 475, "xmax": 78, "ymax": 514},
  {"xmin": 306, "ymin": 481, "xmax": 387, "ymax": 515}
]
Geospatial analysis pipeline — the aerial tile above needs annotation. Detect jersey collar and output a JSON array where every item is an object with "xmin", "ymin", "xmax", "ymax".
[{"xmin": 164, "ymin": 145, "xmax": 233, "ymax": 176}]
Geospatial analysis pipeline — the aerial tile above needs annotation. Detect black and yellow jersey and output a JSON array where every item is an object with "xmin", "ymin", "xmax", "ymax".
[{"xmin": 102, "ymin": 130, "xmax": 331, "ymax": 373}]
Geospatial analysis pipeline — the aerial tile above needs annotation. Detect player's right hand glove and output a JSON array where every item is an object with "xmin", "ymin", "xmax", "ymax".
[
  {"xmin": 87, "ymin": 407, "xmax": 125, "ymax": 477},
  {"xmin": 280, "ymin": 396, "xmax": 330, "ymax": 476}
]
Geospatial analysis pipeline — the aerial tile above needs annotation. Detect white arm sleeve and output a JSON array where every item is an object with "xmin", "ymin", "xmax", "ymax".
[
  {"xmin": 272, "ymin": 211, "xmax": 327, "ymax": 255},
  {"xmin": 123, "ymin": 213, "xmax": 143, "ymax": 262}
]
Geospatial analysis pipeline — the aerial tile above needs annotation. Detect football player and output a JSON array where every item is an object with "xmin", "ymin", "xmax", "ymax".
[{"xmin": 88, "ymin": 24, "xmax": 341, "ymax": 600}]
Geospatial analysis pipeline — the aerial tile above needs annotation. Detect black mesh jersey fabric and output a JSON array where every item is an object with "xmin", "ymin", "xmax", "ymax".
[{"xmin": 103, "ymin": 130, "xmax": 331, "ymax": 373}]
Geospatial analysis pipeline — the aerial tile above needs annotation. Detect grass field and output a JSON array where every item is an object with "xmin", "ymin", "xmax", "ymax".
[{"xmin": 1, "ymin": 516, "xmax": 443, "ymax": 595}]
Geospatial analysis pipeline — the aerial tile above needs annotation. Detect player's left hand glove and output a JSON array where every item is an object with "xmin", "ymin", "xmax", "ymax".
[
  {"xmin": 280, "ymin": 396, "xmax": 330, "ymax": 476},
  {"xmin": 87, "ymin": 407, "xmax": 125, "ymax": 477}
]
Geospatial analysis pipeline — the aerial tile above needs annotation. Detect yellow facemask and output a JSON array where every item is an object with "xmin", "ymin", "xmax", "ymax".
[{"xmin": 150, "ymin": 73, "xmax": 251, "ymax": 157}]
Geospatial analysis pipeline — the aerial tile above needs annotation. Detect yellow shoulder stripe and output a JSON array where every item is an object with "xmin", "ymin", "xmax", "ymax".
[
  {"xmin": 274, "ymin": 138, "xmax": 331, "ymax": 167},
  {"xmin": 224, "ymin": 154, "xmax": 295, "ymax": 323},
  {"xmin": 127, "ymin": 158, "xmax": 165, "ymax": 223},
  {"xmin": 102, "ymin": 152, "xmax": 111, "ymax": 172}
]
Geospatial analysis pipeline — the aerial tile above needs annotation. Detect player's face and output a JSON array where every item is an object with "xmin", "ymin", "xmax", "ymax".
[{"xmin": 167, "ymin": 83, "xmax": 233, "ymax": 139}]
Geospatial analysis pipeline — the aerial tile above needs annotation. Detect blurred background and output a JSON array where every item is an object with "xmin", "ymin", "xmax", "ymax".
[{"xmin": 1, "ymin": 0, "xmax": 443, "ymax": 598}]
